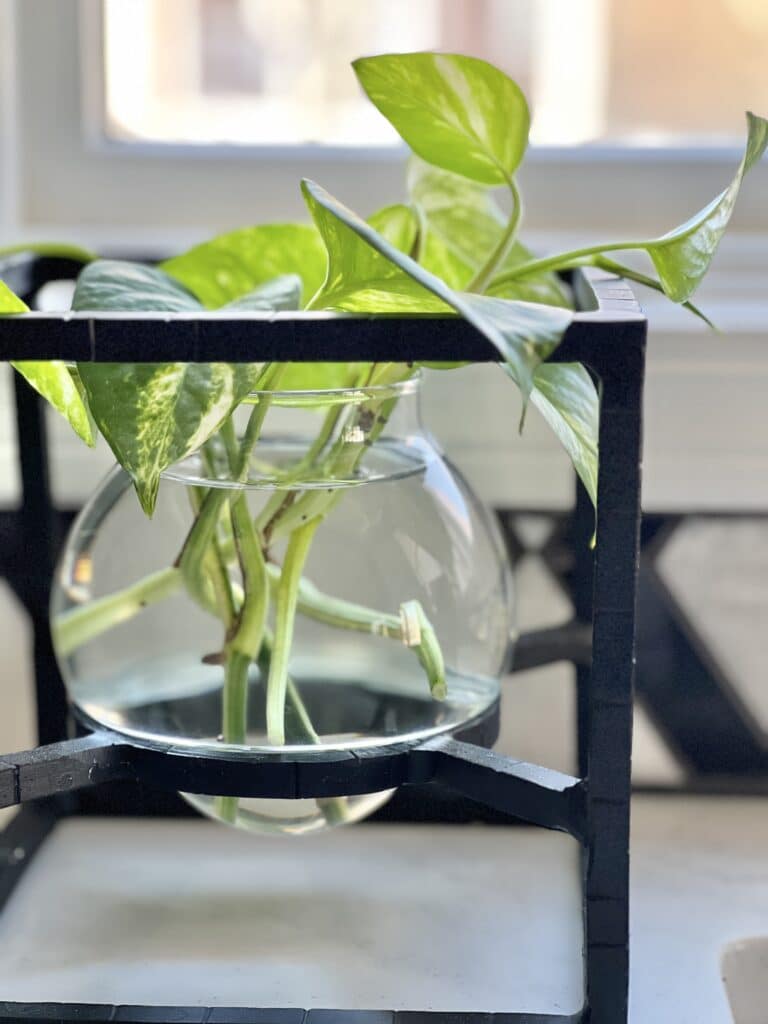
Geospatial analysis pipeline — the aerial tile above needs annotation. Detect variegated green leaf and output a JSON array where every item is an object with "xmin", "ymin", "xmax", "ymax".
[
  {"xmin": 645, "ymin": 112, "xmax": 768, "ymax": 301},
  {"xmin": 1, "ymin": 280, "xmax": 96, "ymax": 445},
  {"xmin": 531, "ymin": 362, "xmax": 599, "ymax": 507},
  {"xmin": 367, "ymin": 203, "xmax": 419, "ymax": 255},
  {"xmin": 161, "ymin": 224, "xmax": 327, "ymax": 309},
  {"xmin": 78, "ymin": 362, "xmax": 265, "ymax": 515},
  {"xmin": 302, "ymin": 179, "xmax": 570, "ymax": 395},
  {"xmin": 489, "ymin": 112, "xmax": 768, "ymax": 306},
  {"xmin": 13, "ymin": 361, "xmax": 96, "ymax": 446},
  {"xmin": 72, "ymin": 260, "xmax": 202, "ymax": 311},
  {"xmin": 222, "ymin": 274, "xmax": 302, "ymax": 311},
  {"xmin": 70, "ymin": 260, "xmax": 283, "ymax": 513},
  {"xmin": 303, "ymin": 183, "xmax": 449, "ymax": 314},
  {"xmin": 353, "ymin": 52, "xmax": 529, "ymax": 185},
  {"xmin": 301, "ymin": 178, "xmax": 598, "ymax": 503}
]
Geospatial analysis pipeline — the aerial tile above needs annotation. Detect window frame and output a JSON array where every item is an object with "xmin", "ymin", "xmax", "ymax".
[{"xmin": 2, "ymin": 0, "xmax": 766, "ymax": 251}]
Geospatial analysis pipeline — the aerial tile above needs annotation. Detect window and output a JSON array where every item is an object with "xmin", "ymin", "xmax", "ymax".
[
  {"xmin": 102, "ymin": 0, "xmax": 768, "ymax": 149},
  {"xmin": 1, "ymin": 0, "xmax": 768, "ymax": 518}
]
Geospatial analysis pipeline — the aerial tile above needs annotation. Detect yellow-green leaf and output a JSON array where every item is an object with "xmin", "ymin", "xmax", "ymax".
[
  {"xmin": 78, "ymin": 362, "xmax": 265, "ymax": 515},
  {"xmin": 1, "ymin": 279, "xmax": 95, "ymax": 445},
  {"xmin": 646, "ymin": 112, "xmax": 768, "ymax": 301},
  {"xmin": 161, "ymin": 224, "xmax": 327, "ymax": 309},
  {"xmin": 353, "ymin": 52, "xmax": 529, "ymax": 185}
]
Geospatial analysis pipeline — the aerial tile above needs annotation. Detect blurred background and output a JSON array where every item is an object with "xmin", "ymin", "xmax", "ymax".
[{"xmin": 1, "ymin": 2, "xmax": 768, "ymax": 1020}]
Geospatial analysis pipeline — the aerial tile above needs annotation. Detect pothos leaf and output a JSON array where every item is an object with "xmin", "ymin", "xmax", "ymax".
[
  {"xmin": 353, "ymin": 52, "xmax": 529, "ymax": 186},
  {"xmin": 367, "ymin": 203, "xmax": 419, "ymax": 255},
  {"xmin": 302, "ymin": 178, "xmax": 571, "ymax": 398},
  {"xmin": 408, "ymin": 158, "xmax": 572, "ymax": 306},
  {"xmin": 221, "ymin": 274, "xmax": 302, "ymax": 311},
  {"xmin": 1, "ymin": 279, "xmax": 96, "ymax": 445},
  {"xmin": 13, "ymin": 362, "xmax": 97, "ymax": 446},
  {"xmin": 70, "ymin": 261, "xmax": 293, "ymax": 514},
  {"xmin": 303, "ymin": 183, "xmax": 449, "ymax": 314},
  {"xmin": 645, "ymin": 112, "xmax": 768, "ymax": 301},
  {"xmin": 531, "ymin": 363, "xmax": 599, "ymax": 507},
  {"xmin": 72, "ymin": 260, "xmax": 202, "ymax": 312},
  {"xmin": 161, "ymin": 224, "xmax": 327, "ymax": 309},
  {"xmin": 282, "ymin": 205, "xmax": 419, "ymax": 392},
  {"xmin": 301, "ymin": 178, "xmax": 598, "ymax": 502},
  {"xmin": 78, "ymin": 363, "xmax": 265, "ymax": 515},
  {"xmin": 593, "ymin": 256, "xmax": 715, "ymax": 328},
  {"xmin": 0, "ymin": 279, "xmax": 28, "ymax": 314}
]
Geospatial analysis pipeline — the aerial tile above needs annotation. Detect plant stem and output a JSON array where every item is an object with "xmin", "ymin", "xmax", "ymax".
[
  {"xmin": 265, "ymin": 563, "xmax": 400, "ymax": 638},
  {"xmin": 266, "ymin": 517, "xmax": 321, "ymax": 745},
  {"xmin": 467, "ymin": 176, "xmax": 523, "ymax": 293},
  {"xmin": 213, "ymin": 412, "xmax": 275, "ymax": 821},
  {"xmin": 591, "ymin": 255, "xmax": 715, "ymax": 327},
  {"xmin": 53, "ymin": 566, "xmax": 182, "ymax": 657},
  {"xmin": 488, "ymin": 239, "xmax": 644, "ymax": 291}
]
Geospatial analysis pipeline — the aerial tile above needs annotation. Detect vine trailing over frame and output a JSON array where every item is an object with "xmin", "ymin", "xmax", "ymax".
[{"xmin": 1, "ymin": 53, "xmax": 765, "ymax": 821}]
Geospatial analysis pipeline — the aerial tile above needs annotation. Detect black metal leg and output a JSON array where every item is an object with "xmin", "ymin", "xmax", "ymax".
[
  {"xmin": 11, "ymin": 377, "xmax": 69, "ymax": 745},
  {"xmin": 582, "ymin": 342, "xmax": 644, "ymax": 1024}
]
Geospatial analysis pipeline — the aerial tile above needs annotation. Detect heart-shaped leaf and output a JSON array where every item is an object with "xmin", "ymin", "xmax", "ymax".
[
  {"xmin": 71, "ymin": 260, "xmax": 287, "ymax": 514},
  {"xmin": 645, "ymin": 112, "xmax": 768, "ymax": 301},
  {"xmin": 161, "ymin": 224, "xmax": 327, "ymax": 309},
  {"xmin": 1, "ymin": 279, "xmax": 96, "ymax": 445},
  {"xmin": 78, "ymin": 362, "xmax": 265, "ymax": 515},
  {"xmin": 353, "ymin": 52, "xmax": 530, "ymax": 185}
]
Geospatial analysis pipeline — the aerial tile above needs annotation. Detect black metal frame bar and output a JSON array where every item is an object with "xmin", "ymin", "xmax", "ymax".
[{"xmin": 0, "ymin": 257, "xmax": 646, "ymax": 1024}]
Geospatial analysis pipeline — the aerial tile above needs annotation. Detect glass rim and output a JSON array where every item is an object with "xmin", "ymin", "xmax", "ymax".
[{"xmin": 246, "ymin": 371, "xmax": 421, "ymax": 402}]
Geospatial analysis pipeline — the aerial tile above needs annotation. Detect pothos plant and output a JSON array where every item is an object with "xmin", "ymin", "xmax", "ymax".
[{"xmin": 2, "ymin": 53, "xmax": 766, "ymax": 805}]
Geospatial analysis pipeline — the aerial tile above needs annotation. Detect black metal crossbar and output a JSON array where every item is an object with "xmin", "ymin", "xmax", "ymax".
[
  {"xmin": 0, "ymin": 1004, "xmax": 583, "ymax": 1023},
  {"xmin": 0, "ymin": 255, "xmax": 646, "ymax": 1024}
]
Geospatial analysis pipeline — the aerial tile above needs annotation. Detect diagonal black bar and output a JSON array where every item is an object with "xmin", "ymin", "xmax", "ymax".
[
  {"xmin": 509, "ymin": 622, "xmax": 592, "ymax": 672},
  {"xmin": 636, "ymin": 518, "xmax": 768, "ymax": 775},
  {"xmin": 420, "ymin": 738, "xmax": 586, "ymax": 841},
  {"xmin": 0, "ymin": 802, "xmax": 58, "ymax": 915}
]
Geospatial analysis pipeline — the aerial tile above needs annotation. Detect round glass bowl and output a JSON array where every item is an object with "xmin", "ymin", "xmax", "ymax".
[{"xmin": 51, "ymin": 375, "xmax": 514, "ymax": 835}]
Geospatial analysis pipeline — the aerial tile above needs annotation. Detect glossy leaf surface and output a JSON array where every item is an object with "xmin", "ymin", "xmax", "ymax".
[
  {"xmin": 2, "ymin": 279, "xmax": 95, "ymax": 445},
  {"xmin": 162, "ymin": 224, "xmax": 327, "ymax": 308},
  {"xmin": 353, "ymin": 52, "xmax": 529, "ymax": 185}
]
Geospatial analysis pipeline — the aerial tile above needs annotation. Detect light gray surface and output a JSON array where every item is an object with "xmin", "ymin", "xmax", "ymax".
[
  {"xmin": 0, "ymin": 818, "xmax": 583, "ymax": 1014},
  {"xmin": 630, "ymin": 797, "xmax": 768, "ymax": 1023},
  {"xmin": 0, "ymin": 797, "xmax": 766, "ymax": 1021}
]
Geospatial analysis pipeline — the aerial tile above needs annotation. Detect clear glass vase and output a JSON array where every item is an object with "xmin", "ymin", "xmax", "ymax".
[{"xmin": 51, "ymin": 372, "xmax": 514, "ymax": 835}]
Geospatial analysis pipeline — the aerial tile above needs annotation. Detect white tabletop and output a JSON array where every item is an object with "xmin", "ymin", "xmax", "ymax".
[{"xmin": 0, "ymin": 796, "xmax": 765, "ymax": 1022}]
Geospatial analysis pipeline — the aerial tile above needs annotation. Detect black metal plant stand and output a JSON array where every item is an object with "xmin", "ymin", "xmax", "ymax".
[{"xmin": 0, "ymin": 256, "xmax": 646, "ymax": 1024}]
